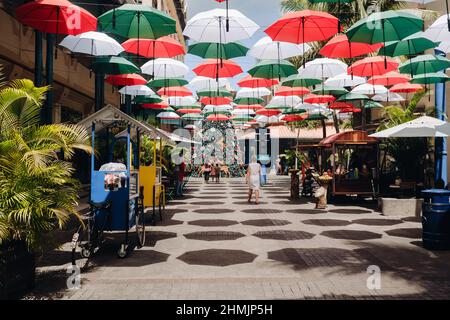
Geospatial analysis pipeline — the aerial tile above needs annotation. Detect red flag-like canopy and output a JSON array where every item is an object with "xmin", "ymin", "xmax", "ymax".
[
  {"xmin": 329, "ymin": 101, "xmax": 355, "ymax": 109},
  {"xmin": 304, "ymin": 94, "xmax": 335, "ymax": 104},
  {"xmin": 275, "ymin": 86, "xmax": 310, "ymax": 96},
  {"xmin": 141, "ymin": 102, "xmax": 169, "ymax": 109},
  {"xmin": 105, "ymin": 74, "xmax": 147, "ymax": 87},
  {"xmin": 348, "ymin": 56, "xmax": 398, "ymax": 77},
  {"xmin": 237, "ymin": 75, "xmax": 279, "ymax": 88},
  {"xmin": 122, "ymin": 36, "xmax": 185, "ymax": 58},
  {"xmin": 320, "ymin": 34, "xmax": 383, "ymax": 59},
  {"xmin": 389, "ymin": 82, "xmax": 423, "ymax": 93},
  {"xmin": 368, "ymin": 71, "xmax": 410, "ymax": 86},
  {"xmin": 256, "ymin": 108, "xmax": 282, "ymax": 116},
  {"xmin": 157, "ymin": 86, "xmax": 192, "ymax": 97},
  {"xmin": 193, "ymin": 59, "xmax": 243, "ymax": 78},
  {"xmin": 200, "ymin": 96, "xmax": 232, "ymax": 105},
  {"xmin": 206, "ymin": 114, "xmax": 230, "ymax": 121}
]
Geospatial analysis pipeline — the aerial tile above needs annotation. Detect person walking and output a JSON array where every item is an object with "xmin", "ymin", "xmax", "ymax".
[
  {"xmin": 215, "ymin": 163, "xmax": 221, "ymax": 183},
  {"xmin": 260, "ymin": 161, "xmax": 267, "ymax": 186},
  {"xmin": 175, "ymin": 151, "xmax": 186, "ymax": 197},
  {"xmin": 203, "ymin": 162, "xmax": 211, "ymax": 183},
  {"xmin": 246, "ymin": 156, "xmax": 262, "ymax": 204}
]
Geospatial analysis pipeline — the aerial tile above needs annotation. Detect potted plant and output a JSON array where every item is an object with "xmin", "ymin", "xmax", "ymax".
[{"xmin": 0, "ymin": 77, "xmax": 91, "ymax": 298}]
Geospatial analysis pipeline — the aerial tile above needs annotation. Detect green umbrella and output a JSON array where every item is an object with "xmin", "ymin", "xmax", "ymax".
[
  {"xmin": 410, "ymin": 72, "xmax": 449, "ymax": 84},
  {"xmin": 281, "ymin": 74, "xmax": 322, "ymax": 87},
  {"xmin": 399, "ymin": 54, "xmax": 450, "ymax": 75},
  {"xmin": 188, "ymin": 42, "xmax": 249, "ymax": 59},
  {"xmin": 346, "ymin": 10, "xmax": 423, "ymax": 44},
  {"xmin": 134, "ymin": 94, "xmax": 163, "ymax": 104},
  {"xmin": 311, "ymin": 85, "xmax": 348, "ymax": 96},
  {"xmin": 182, "ymin": 113, "xmax": 203, "ymax": 121},
  {"xmin": 379, "ymin": 32, "xmax": 439, "ymax": 58},
  {"xmin": 364, "ymin": 101, "xmax": 383, "ymax": 109},
  {"xmin": 234, "ymin": 97, "xmax": 265, "ymax": 105},
  {"xmin": 305, "ymin": 113, "xmax": 328, "ymax": 121},
  {"xmin": 337, "ymin": 92, "xmax": 370, "ymax": 102},
  {"xmin": 92, "ymin": 56, "xmax": 140, "ymax": 75},
  {"xmin": 231, "ymin": 115, "xmax": 254, "ymax": 122},
  {"xmin": 197, "ymin": 89, "xmax": 233, "ymax": 98},
  {"xmin": 98, "ymin": 4, "xmax": 176, "ymax": 40},
  {"xmin": 248, "ymin": 59, "xmax": 298, "ymax": 80},
  {"xmin": 283, "ymin": 108, "xmax": 307, "ymax": 115},
  {"xmin": 173, "ymin": 104, "xmax": 201, "ymax": 110},
  {"xmin": 148, "ymin": 78, "xmax": 188, "ymax": 88},
  {"xmin": 265, "ymin": 104, "xmax": 291, "ymax": 111},
  {"xmin": 204, "ymin": 110, "xmax": 231, "ymax": 116}
]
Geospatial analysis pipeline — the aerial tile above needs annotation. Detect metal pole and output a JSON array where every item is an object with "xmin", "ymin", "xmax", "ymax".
[
  {"xmin": 435, "ymin": 49, "xmax": 447, "ymax": 186},
  {"xmin": 44, "ymin": 33, "xmax": 54, "ymax": 124}
]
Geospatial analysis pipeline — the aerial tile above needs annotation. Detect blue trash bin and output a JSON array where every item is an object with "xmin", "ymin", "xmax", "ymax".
[{"xmin": 421, "ymin": 189, "xmax": 450, "ymax": 250}]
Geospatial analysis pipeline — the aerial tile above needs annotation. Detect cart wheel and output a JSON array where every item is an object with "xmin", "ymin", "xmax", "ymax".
[
  {"xmin": 135, "ymin": 205, "xmax": 146, "ymax": 248},
  {"xmin": 81, "ymin": 248, "xmax": 92, "ymax": 259},
  {"xmin": 117, "ymin": 244, "xmax": 127, "ymax": 258}
]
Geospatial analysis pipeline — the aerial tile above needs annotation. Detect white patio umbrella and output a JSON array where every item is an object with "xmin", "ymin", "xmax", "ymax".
[
  {"xmin": 370, "ymin": 116, "xmax": 448, "ymax": 138},
  {"xmin": 296, "ymin": 102, "xmax": 322, "ymax": 111},
  {"xmin": 372, "ymin": 92, "xmax": 405, "ymax": 102},
  {"xmin": 235, "ymin": 87, "xmax": 271, "ymax": 98},
  {"xmin": 424, "ymin": 14, "xmax": 450, "ymax": 43},
  {"xmin": 119, "ymin": 85, "xmax": 154, "ymax": 96},
  {"xmin": 269, "ymin": 95, "xmax": 302, "ymax": 106},
  {"xmin": 183, "ymin": 9, "xmax": 259, "ymax": 43},
  {"xmin": 156, "ymin": 111, "xmax": 181, "ymax": 120},
  {"xmin": 248, "ymin": 36, "xmax": 311, "ymax": 60},
  {"xmin": 59, "ymin": 31, "xmax": 124, "ymax": 56},
  {"xmin": 189, "ymin": 76, "xmax": 229, "ymax": 90},
  {"xmin": 351, "ymin": 84, "xmax": 388, "ymax": 95},
  {"xmin": 298, "ymin": 58, "xmax": 348, "ymax": 79},
  {"xmin": 325, "ymin": 73, "xmax": 366, "ymax": 87},
  {"xmin": 141, "ymin": 58, "xmax": 189, "ymax": 78},
  {"xmin": 232, "ymin": 108, "xmax": 256, "ymax": 116},
  {"xmin": 436, "ymin": 41, "xmax": 450, "ymax": 53},
  {"xmin": 168, "ymin": 96, "xmax": 197, "ymax": 106},
  {"xmin": 203, "ymin": 104, "xmax": 232, "ymax": 113},
  {"xmin": 255, "ymin": 115, "xmax": 280, "ymax": 123}
]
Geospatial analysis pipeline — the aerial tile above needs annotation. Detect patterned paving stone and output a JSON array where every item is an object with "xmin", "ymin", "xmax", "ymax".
[
  {"xmin": 321, "ymin": 230, "xmax": 382, "ymax": 240},
  {"xmin": 177, "ymin": 249, "xmax": 257, "ymax": 267},
  {"xmin": 352, "ymin": 218, "xmax": 404, "ymax": 226},
  {"xmin": 240, "ymin": 219, "xmax": 291, "ymax": 227},
  {"xmin": 241, "ymin": 208, "xmax": 283, "ymax": 214},
  {"xmin": 385, "ymin": 228, "xmax": 422, "ymax": 239},
  {"xmin": 184, "ymin": 231, "xmax": 246, "ymax": 241},
  {"xmin": 253, "ymin": 230, "xmax": 316, "ymax": 240},
  {"xmin": 188, "ymin": 219, "xmax": 240, "ymax": 227},
  {"xmin": 302, "ymin": 219, "xmax": 352, "ymax": 226},
  {"xmin": 193, "ymin": 208, "xmax": 236, "ymax": 214}
]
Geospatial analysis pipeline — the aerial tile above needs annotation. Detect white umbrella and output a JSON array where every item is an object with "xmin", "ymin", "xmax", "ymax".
[
  {"xmin": 255, "ymin": 115, "xmax": 280, "ymax": 123},
  {"xmin": 370, "ymin": 116, "xmax": 447, "ymax": 138},
  {"xmin": 351, "ymin": 84, "xmax": 388, "ymax": 95},
  {"xmin": 119, "ymin": 85, "xmax": 154, "ymax": 96},
  {"xmin": 269, "ymin": 95, "xmax": 302, "ymax": 106},
  {"xmin": 424, "ymin": 14, "xmax": 450, "ymax": 43},
  {"xmin": 183, "ymin": 9, "xmax": 259, "ymax": 43},
  {"xmin": 325, "ymin": 73, "xmax": 366, "ymax": 87},
  {"xmin": 141, "ymin": 58, "xmax": 189, "ymax": 78},
  {"xmin": 156, "ymin": 111, "xmax": 181, "ymax": 119},
  {"xmin": 298, "ymin": 58, "xmax": 348, "ymax": 79},
  {"xmin": 248, "ymin": 36, "xmax": 311, "ymax": 60},
  {"xmin": 372, "ymin": 92, "xmax": 405, "ymax": 102},
  {"xmin": 203, "ymin": 105, "xmax": 232, "ymax": 113},
  {"xmin": 232, "ymin": 108, "xmax": 255, "ymax": 116},
  {"xmin": 59, "ymin": 31, "xmax": 124, "ymax": 56},
  {"xmin": 168, "ymin": 96, "xmax": 197, "ymax": 106},
  {"xmin": 235, "ymin": 87, "xmax": 271, "ymax": 98},
  {"xmin": 436, "ymin": 41, "xmax": 450, "ymax": 53},
  {"xmin": 297, "ymin": 102, "xmax": 324, "ymax": 111},
  {"xmin": 189, "ymin": 76, "xmax": 229, "ymax": 90}
]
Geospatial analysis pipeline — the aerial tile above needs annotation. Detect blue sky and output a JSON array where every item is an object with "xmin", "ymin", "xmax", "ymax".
[{"xmin": 185, "ymin": 0, "xmax": 283, "ymax": 90}]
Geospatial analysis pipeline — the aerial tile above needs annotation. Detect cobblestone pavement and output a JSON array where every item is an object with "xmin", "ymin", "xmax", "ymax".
[{"xmin": 29, "ymin": 176, "xmax": 450, "ymax": 299}]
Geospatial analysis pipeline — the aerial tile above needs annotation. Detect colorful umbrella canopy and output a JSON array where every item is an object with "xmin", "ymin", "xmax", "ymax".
[
  {"xmin": 233, "ymin": 97, "xmax": 265, "ymax": 105},
  {"xmin": 364, "ymin": 101, "xmax": 383, "ymax": 109},
  {"xmin": 351, "ymin": 84, "xmax": 388, "ymax": 95},
  {"xmin": 372, "ymin": 92, "xmax": 405, "ymax": 102},
  {"xmin": 141, "ymin": 58, "xmax": 189, "ymax": 78},
  {"xmin": 298, "ymin": 58, "xmax": 347, "ymax": 78},
  {"xmin": 197, "ymin": 89, "xmax": 233, "ymax": 97},
  {"xmin": 275, "ymin": 86, "xmax": 310, "ymax": 96},
  {"xmin": 346, "ymin": 10, "xmax": 423, "ymax": 44},
  {"xmin": 106, "ymin": 74, "xmax": 147, "ymax": 86},
  {"xmin": 16, "ymin": 0, "xmax": 97, "ymax": 35},
  {"xmin": 266, "ymin": 104, "xmax": 291, "ymax": 111},
  {"xmin": 148, "ymin": 78, "xmax": 188, "ymax": 88},
  {"xmin": 410, "ymin": 72, "xmax": 449, "ymax": 84},
  {"xmin": 122, "ymin": 36, "xmax": 185, "ymax": 58},
  {"xmin": 183, "ymin": 9, "xmax": 259, "ymax": 43},
  {"xmin": 348, "ymin": 56, "xmax": 398, "ymax": 77},
  {"xmin": 141, "ymin": 102, "xmax": 169, "ymax": 109},
  {"xmin": 236, "ymin": 87, "xmax": 271, "ymax": 98},
  {"xmin": 200, "ymin": 97, "xmax": 233, "ymax": 105},
  {"xmin": 265, "ymin": 10, "xmax": 339, "ymax": 44},
  {"xmin": 379, "ymin": 32, "xmax": 439, "ymax": 57},
  {"xmin": 206, "ymin": 114, "xmax": 230, "ymax": 121},
  {"xmin": 282, "ymin": 114, "xmax": 307, "ymax": 122},
  {"xmin": 168, "ymin": 96, "xmax": 197, "ymax": 106},
  {"xmin": 269, "ymin": 95, "xmax": 302, "ymax": 106},
  {"xmin": 336, "ymin": 92, "xmax": 370, "ymax": 101},
  {"xmin": 98, "ymin": 4, "xmax": 176, "ymax": 39},
  {"xmin": 59, "ymin": 31, "xmax": 123, "ymax": 56},
  {"xmin": 188, "ymin": 42, "xmax": 248, "ymax": 59},
  {"xmin": 305, "ymin": 113, "xmax": 329, "ymax": 121},
  {"xmin": 320, "ymin": 34, "xmax": 383, "ymax": 58},
  {"xmin": 193, "ymin": 59, "xmax": 243, "ymax": 78},
  {"xmin": 157, "ymin": 111, "xmax": 181, "ymax": 120},
  {"xmin": 235, "ymin": 104, "xmax": 264, "ymax": 110},
  {"xmin": 399, "ymin": 54, "xmax": 450, "ymax": 75},
  {"xmin": 339, "ymin": 107, "xmax": 361, "ymax": 113},
  {"xmin": 324, "ymin": 73, "xmax": 366, "ymax": 87},
  {"xmin": 248, "ymin": 59, "xmax": 298, "ymax": 79},
  {"xmin": 311, "ymin": 85, "xmax": 348, "ymax": 96},
  {"xmin": 256, "ymin": 108, "xmax": 282, "ymax": 116},
  {"xmin": 182, "ymin": 114, "xmax": 203, "ymax": 121},
  {"xmin": 304, "ymin": 94, "xmax": 336, "ymax": 104},
  {"xmin": 92, "ymin": 56, "xmax": 139, "ymax": 75},
  {"xmin": 157, "ymin": 86, "xmax": 192, "ymax": 97},
  {"xmin": 248, "ymin": 36, "xmax": 311, "ymax": 60},
  {"xmin": 134, "ymin": 95, "xmax": 163, "ymax": 104},
  {"xmin": 368, "ymin": 72, "xmax": 410, "ymax": 86},
  {"xmin": 119, "ymin": 85, "xmax": 154, "ymax": 96},
  {"xmin": 177, "ymin": 108, "xmax": 202, "ymax": 114},
  {"xmin": 190, "ymin": 76, "xmax": 229, "ymax": 90},
  {"xmin": 389, "ymin": 83, "xmax": 423, "ymax": 93},
  {"xmin": 424, "ymin": 14, "xmax": 450, "ymax": 43},
  {"xmin": 329, "ymin": 101, "xmax": 355, "ymax": 109},
  {"xmin": 281, "ymin": 74, "xmax": 322, "ymax": 87},
  {"xmin": 231, "ymin": 114, "xmax": 255, "ymax": 122},
  {"xmin": 237, "ymin": 75, "xmax": 279, "ymax": 88}
]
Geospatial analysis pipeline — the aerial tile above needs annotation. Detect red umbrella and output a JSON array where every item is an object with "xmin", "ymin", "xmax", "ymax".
[
  {"xmin": 275, "ymin": 86, "xmax": 310, "ymax": 96},
  {"xmin": 256, "ymin": 108, "xmax": 282, "ymax": 116},
  {"xmin": 320, "ymin": 34, "xmax": 383, "ymax": 59},
  {"xmin": 389, "ymin": 83, "xmax": 423, "ymax": 93},
  {"xmin": 348, "ymin": 56, "xmax": 398, "ymax": 77},
  {"xmin": 329, "ymin": 101, "xmax": 355, "ymax": 109},
  {"xmin": 177, "ymin": 108, "xmax": 202, "ymax": 114},
  {"xmin": 16, "ymin": 0, "xmax": 97, "ymax": 35},
  {"xmin": 304, "ymin": 94, "xmax": 335, "ymax": 104},
  {"xmin": 206, "ymin": 114, "xmax": 230, "ymax": 121},
  {"xmin": 193, "ymin": 59, "xmax": 243, "ymax": 79},
  {"xmin": 122, "ymin": 36, "xmax": 185, "ymax": 58},
  {"xmin": 339, "ymin": 107, "xmax": 361, "ymax": 113},
  {"xmin": 141, "ymin": 102, "xmax": 169, "ymax": 109},
  {"xmin": 237, "ymin": 75, "xmax": 279, "ymax": 88},
  {"xmin": 200, "ymin": 96, "xmax": 232, "ymax": 105},
  {"xmin": 157, "ymin": 86, "xmax": 192, "ymax": 97},
  {"xmin": 235, "ymin": 104, "xmax": 263, "ymax": 110},
  {"xmin": 282, "ymin": 114, "xmax": 306, "ymax": 122},
  {"xmin": 265, "ymin": 10, "xmax": 338, "ymax": 44},
  {"xmin": 368, "ymin": 71, "xmax": 410, "ymax": 86},
  {"xmin": 105, "ymin": 74, "xmax": 147, "ymax": 86}
]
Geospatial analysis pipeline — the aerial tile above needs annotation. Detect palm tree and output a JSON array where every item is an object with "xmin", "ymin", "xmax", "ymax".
[{"xmin": 0, "ymin": 77, "xmax": 92, "ymax": 250}]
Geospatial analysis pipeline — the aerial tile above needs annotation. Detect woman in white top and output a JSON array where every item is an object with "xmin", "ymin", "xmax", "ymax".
[{"xmin": 246, "ymin": 156, "xmax": 262, "ymax": 204}]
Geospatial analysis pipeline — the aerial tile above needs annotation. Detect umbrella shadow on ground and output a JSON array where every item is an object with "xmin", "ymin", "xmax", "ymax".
[
  {"xmin": 183, "ymin": 231, "xmax": 246, "ymax": 241},
  {"xmin": 241, "ymin": 219, "xmax": 292, "ymax": 227},
  {"xmin": 177, "ymin": 249, "xmax": 257, "ymax": 267},
  {"xmin": 188, "ymin": 219, "xmax": 240, "ymax": 227},
  {"xmin": 302, "ymin": 219, "xmax": 352, "ymax": 227}
]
